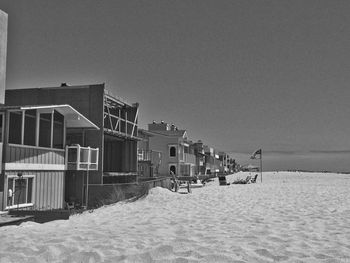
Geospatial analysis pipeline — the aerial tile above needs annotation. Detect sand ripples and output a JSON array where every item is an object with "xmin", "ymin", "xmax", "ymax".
[{"xmin": 1, "ymin": 172, "xmax": 350, "ymax": 262}]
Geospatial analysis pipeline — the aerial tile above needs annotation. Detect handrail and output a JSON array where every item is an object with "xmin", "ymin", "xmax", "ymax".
[{"xmin": 66, "ymin": 144, "xmax": 99, "ymax": 171}]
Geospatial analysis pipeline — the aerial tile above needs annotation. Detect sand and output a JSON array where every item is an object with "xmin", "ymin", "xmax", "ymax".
[{"xmin": 0, "ymin": 171, "xmax": 349, "ymax": 263}]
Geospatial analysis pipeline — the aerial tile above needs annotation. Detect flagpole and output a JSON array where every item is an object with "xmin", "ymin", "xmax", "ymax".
[{"xmin": 260, "ymin": 150, "xmax": 263, "ymax": 183}]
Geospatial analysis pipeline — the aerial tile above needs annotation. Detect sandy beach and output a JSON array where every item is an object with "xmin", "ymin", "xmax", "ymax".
[{"xmin": 0, "ymin": 171, "xmax": 349, "ymax": 263}]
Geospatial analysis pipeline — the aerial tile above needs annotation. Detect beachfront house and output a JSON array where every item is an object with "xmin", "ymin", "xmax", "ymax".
[
  {"xmin": 146, "ymin": 121, "xmax": 196, "ymax": 176},
  {"xmin": 0, "ymin": 104, "xmax": 99, "ymax": 211},
  {"xmin": 137, "ymin": 129, "xmax": 162, "ymax": 177},
  {"xmin": 218, "ymin": 151, "xmax": 230, "ymax": 173},
  {"xmin": 192, "ymin": 140, "xmax": 206, "ymax": 175},
  {"xmin": 203, "ymin": 146, "xmax": 223, "ymax": 175},
  {"xmin": 5, "ymin": 84, "xmax": 140, "ymax": 205}
]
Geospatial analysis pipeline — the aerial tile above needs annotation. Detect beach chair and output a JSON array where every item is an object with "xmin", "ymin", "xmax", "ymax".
[
  {"xmin": 251, "ymin": 174, "xmax": 258, "ymax": 183},
  {"xmin": 232, "ymin": 175, "xmax": 252, "ymax": 184},
  {"xmin": 218, "ymin": 176, "xmax": 230, "ymax": 186},
  {"xmin": 245, "ymin": 175, "xmax": 252, "ymax": 184}
]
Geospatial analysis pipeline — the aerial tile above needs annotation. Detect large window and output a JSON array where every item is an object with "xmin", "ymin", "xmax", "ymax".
[
  {"xmin": 169, "ymin": 146, "xmax": 176, "ymax": 157},
  {"xmin": 0, "ymin": 113, "xmax": 3, "ymax": 142},
  {"xmin": 24, "ymin": 110, "xmax": 37, "ymax": 146},
  {"xmin": 66, "ymin": 129, "xmax": 84, "ymax": 145},
  {"xmin": 170, "ymin": 165, "xmax": 176, "ymax": 175},
  {"xmin": 53, "ymin": 111, "xmax": 64, "ymax": 148},
  {"xmin": 7, "ymin": 176, "xmax": 34, "ymax": 208},
  {"xmin": 8, "ymin": 109, "xmax": 65, "ymax": 149},
  {"xmin": 8, "ymin": 111, "xmax": 22, "ymax": 144},
  {"xmin": 39, "ymin": 113, "xmax": 52, "ymax": 148}
]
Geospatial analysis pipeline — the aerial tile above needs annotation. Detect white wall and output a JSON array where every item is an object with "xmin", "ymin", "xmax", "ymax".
[{"xmin": 0, "ymin": 10, "xmax": 8, "ymax": 104}]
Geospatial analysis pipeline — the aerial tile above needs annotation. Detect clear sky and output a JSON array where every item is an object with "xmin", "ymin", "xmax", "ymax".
[{"xmin": 1, "ymin": 0, "xmax": 350, "ymax": 171}]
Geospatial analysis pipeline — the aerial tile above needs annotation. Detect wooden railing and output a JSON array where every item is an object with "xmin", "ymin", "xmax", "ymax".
[{"xmin": 66, "ymin": 145, "xmax": 99, "ymax": 171}]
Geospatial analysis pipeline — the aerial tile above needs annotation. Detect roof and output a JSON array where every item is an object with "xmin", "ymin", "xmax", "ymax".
[
  {"xmin": 145, "ymin": 129, "xmax": 187, "ymax": 138},
  {"xmin": 1, "ymin": 104, "xmax": 99, "ymax": 130}
]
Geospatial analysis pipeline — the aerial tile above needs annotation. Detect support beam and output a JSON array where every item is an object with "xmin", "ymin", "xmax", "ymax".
[{"xmin": 131, "ymin": 106, "xmax": 139, "ymax": 138}]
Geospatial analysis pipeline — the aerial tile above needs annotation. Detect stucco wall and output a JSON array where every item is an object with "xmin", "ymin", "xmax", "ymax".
[{"xmin": 148, "ymin": 135, "xmax": 179, "ymax": 175}]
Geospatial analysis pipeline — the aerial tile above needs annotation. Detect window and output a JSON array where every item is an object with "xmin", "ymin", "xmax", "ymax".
[
  {"xmin": 7, "ymin": 176, "xmax": 34, "ymax": 208},
  {"xmin": 170, "ymin": 165, "xmax": 176, "ymax": 175},
  {"xmin": 7, "ymin": 109, "xmax": 65, "ymax": 149},
  {"xmin": 184, "ymin": 146, "xmax": 189, "ymax": 154},
  {"xmin": 8, "ymin": 111, "xmax": 22, "ymax": 144},
  {"xmin": 53, "ymin": 110, "xmax": 64, "ymax": 148},
  {"xmin": 0, "ymin": 113, "xmax": 3, "ymax": 142},
  {"xmin": 169, "ymin": 146, "xmax": 176, "ymax": 157},
  {"xmin": 24, "ymin": 110, "xmax": 37, "ymax": 146},
  {"xmin": 39, "ymin": 113, "xmax": 52, "ymax": 147},
  {"xmin": 66, "ymin": 129, "xmax": 83, "ymax": 145}
]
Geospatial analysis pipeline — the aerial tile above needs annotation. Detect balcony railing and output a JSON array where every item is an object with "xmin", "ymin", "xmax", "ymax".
[
  {"xmin": 66, "ymin": 145, "xmax": 99, "ymax": 170},
  {"xmin": 183, "ymin": 153, "xmax": 196, "ymax": 164},
  {"xmin": 137, "ymin": 149, "xmax": 162, "ymax": 165}
]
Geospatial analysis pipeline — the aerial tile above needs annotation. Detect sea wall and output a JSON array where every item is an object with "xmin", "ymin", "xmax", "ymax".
[{"xmin": 88, "ymin": 177, "xmax": 172, "ymax": 208}]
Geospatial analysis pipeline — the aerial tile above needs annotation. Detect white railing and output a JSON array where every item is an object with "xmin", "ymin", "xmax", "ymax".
[{"xmin": 66, "ymin": 145, "xmax": 99, "ymax": 170}]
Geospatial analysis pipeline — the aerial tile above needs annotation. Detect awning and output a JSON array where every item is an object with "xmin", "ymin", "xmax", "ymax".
[{"xmin": 19, "ymin": 104, "xmax": 99, "ymax": 130}]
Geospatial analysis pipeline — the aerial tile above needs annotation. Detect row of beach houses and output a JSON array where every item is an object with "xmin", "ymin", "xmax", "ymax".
[{"xmin": 0, "ymin": 10, "xmax": 235, "ymax": 212}]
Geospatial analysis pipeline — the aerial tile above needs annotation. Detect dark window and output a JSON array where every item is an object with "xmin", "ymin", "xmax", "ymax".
[
  {"xmin": 0, "ymin": 114, "xmax": 3, "ymax": 142},
  {"xmin": 24, "ymin": 110, "xmax": 37, "ymax": 146},
  {"xmin": 53, "ymin": 110, "xmax": 64, "ymax": 148},
  {"xmin": 14, "ymin": 179, "xmax": 27, "ymax": 205},
  {"xmin": 66, "ymin": 129, "xmax": 83, "ymax": 145},
  {"xmin": 170, "ymin": 146, "xmax": 176, "ymax": 157},
  {"xmin": 170, "ymin": 165, "xmax": 176, "ymax": 175},
  {"xmin": 9, "ymin": 111, "xmax": 22, "ymax": 144},
  {"xmin": 27, "ymin": 178, "xmax": 33, "ymax": 203},
  {"xmin": 184, "ymin": 146, "xmax": 189, "ymax": 154},
  {"xmin": 7, "ymin": 177, "xmax": 34, "ymax": 207},
  {"xmin": 39, "ymin": 113, "xmax": 52, "ymax": 148}
]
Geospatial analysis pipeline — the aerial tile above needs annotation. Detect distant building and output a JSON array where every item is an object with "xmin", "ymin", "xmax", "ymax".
[
  {"xmin": 218, "ymin": 151, "xmax": 230, "ymax": 173},
  {"xmin": 146, "ymin": 121, "xmax": 196, "ymax": 176},
  {"xmin": 137, "ymin": 129, "xmax": 162, "ymax": 177},
  {"xmin": 192, "ymin": 140, "xmax": 206, "ymax": 175}
]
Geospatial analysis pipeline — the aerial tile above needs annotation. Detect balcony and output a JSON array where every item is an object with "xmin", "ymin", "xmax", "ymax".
[
  {"xmin": 137, "ymin": 149, "xmax": 162, "ymax": 165},
  {"xmin": 66, "ymin": 145, "xmax": 99, "ymax": 170},
  {"xmin": 183, "ymin": 153, "xmax": 196, "ymax": 164}
]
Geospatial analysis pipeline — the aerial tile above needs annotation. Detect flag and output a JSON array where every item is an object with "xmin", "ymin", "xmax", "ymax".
[{"xmin": 250, "ymin": 149, "xmax": 262, "ymax": 159}]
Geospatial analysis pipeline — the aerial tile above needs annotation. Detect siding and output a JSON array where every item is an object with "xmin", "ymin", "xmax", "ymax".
[
  {"xmin": 5, "ymin": 144, "xmax": 65, "ymax": 165},
  {"xmin": 6, "ymin": 170, "xmax": 65, "ymax": 210}
]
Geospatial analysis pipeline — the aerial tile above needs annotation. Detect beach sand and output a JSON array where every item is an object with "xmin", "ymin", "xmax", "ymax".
[{"xmin": 0, "ymin": 171, "xmax": 349, "ymax": 262}]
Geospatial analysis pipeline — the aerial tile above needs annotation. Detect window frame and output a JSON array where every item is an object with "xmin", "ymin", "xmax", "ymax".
[
  {"xmin": 0, "ymin": 112, "xmax": 4, "ymax": 143},
  {"xmin": 169, "ymin": 145, "xmax": 177, "ymax": 157},
  {"xmin": 7, "ymin": 109, "xmax": 65, "ymax": 150},
  {"xmin": 6, "ymin": 174, "xmax": 35, "ymax": 210},
  {"xmin": 169, "ymin": 164, "xmax": 177, "ymax": 175}
]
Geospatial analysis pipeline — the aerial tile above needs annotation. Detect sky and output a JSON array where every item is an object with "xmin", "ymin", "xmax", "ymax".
[{"xmin": 1, "ymin": 0, "xmax": 350, "ymax": 172}]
